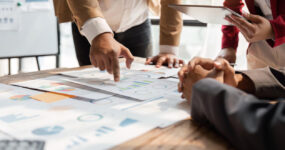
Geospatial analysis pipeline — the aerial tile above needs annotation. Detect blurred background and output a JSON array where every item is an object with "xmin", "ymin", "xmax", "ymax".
[{"xmin": 0, "ymin": 0, "xmax": 248, "ymax": 76}]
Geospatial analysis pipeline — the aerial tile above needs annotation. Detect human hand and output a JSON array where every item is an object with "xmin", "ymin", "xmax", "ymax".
[
  {"xmin": 226, "ymin": 13, "xmax": 274, "ymax": 42},
  {"xmin": 179, "ymin": 65, "xmax": 210, "ymax": 103},
  {"xmin": 178, "ymin": 57, "xmax": 214, "ymax": 103},
  {"xmin": 216, "ymin": 48, "xmax": 236, "ymax": 64},
  {"xmin": 208, "ymin": 58, "xmax": 237, "ymax": 87},
  {"xmin": 145, "ymin": 53, "xmax": 184, "ymax": 68},
  {"xmin": 178, "ymin": 57, "xmax": 238, "ymax": 103},
  {"xmin": 90, "ymin": 33, "xmax": 134, "ymax": 82},
  {"xmin": 178, "ymin": 57, "xmax": 215, "ymax": 93},
  {"xmin": 207, "ymin": 58, "xmax": 255, "ymax": 93}
]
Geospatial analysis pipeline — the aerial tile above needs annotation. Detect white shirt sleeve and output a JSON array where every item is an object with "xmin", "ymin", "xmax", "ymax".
[
  {"xmin": 159, "ymin": 45, "xmax": 179, "ymax": 56},
  {"xmin": 80, "ymin": 17, "xmax": 113, "ymax": 44}
]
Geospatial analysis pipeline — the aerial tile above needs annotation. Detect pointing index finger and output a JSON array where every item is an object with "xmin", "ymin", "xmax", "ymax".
[{"xmin": 112, "ymin": 56, "xmax": 120, "ymax": 82}]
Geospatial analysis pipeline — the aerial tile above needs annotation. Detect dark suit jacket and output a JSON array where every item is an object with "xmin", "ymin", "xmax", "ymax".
[{"xmin": 191, "ymin": 67, "xmax": 285, "ymax": 150}]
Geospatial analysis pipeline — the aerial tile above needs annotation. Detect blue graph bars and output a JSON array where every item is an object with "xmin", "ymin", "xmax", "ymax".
[
  {"xmin": 118, "ymin": 80, "xmax": 153, "ymax": 91},
  {"xmin": 95, "ymin": 126, "xmax": 114, "ymax": 137}
]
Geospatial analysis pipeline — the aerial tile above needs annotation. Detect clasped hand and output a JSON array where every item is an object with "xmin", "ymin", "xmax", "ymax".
[{"xmin": 178, "ymin": 57, "xmax": 238, "ymax": 103}]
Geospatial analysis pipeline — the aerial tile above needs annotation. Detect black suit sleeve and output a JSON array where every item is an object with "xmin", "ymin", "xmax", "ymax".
[{"xmin": 191, "ymin": 79, "xmax": 285, "ymax": 150}]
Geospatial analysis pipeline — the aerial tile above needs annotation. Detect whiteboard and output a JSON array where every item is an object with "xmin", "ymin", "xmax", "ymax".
[{"xmin": 0, "ymin": 6, "xmax": 58, "ymax": 58}]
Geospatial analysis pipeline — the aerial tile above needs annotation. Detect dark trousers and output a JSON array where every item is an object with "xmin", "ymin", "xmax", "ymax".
[{"xmin": 71, "ymin": 19, "xmax": 153, "ymax": 66}]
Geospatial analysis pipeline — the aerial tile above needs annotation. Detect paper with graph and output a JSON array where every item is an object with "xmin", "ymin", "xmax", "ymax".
[
  {"xmin": 13, "ymin": 76, "xmax": 113, "ymax": 100},
  {"xmin": 60, "ymin": 63, "xmax": 180, "ymax": 100},
  {"xmin": 0, "ymin": 83, "xmax": 159, "ymax": 150},
  {"xmin": 61, "ymin": 62, "xmax": 180, "ymax": 79},
  {"xmin": 128, "ymin": 62, "xmax": 180, "ymax": 77},
  {"xmin": 1, "ymin": 105, "xmax": 157, "ymax": 150},
  {"xmin": 66, "ymin": 76, "xmax": 178, "ymax": 101}
]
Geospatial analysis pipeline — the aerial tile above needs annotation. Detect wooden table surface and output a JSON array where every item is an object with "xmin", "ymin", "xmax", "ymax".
[{"xmin": 0, "ymin": 57, "xmax": 234, "ymax": 150}]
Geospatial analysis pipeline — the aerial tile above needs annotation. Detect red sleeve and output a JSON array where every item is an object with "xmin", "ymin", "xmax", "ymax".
[
  {"xmin": 269, "ymin": 15, "xmax": 285, "ymax": 47},
  {"xmin": 221, "ymin": 0, "xmax": 244, "ymax": 50}
]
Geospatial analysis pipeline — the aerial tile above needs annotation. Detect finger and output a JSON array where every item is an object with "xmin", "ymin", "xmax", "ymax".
[
  {"xmin": 188, "ymin": 57, "xmax": 215, "ymax": 71},
  {"xmin": 145, "ymin": 56, "xmax": 158, "ymax": 65},
  {"xmin": 120, "ymin": 45, "xmax": 134, "ymax": 69},
  {"xmin": 90, "ymin": 55, "xmax": 98, "ymax": 68},
  {"xmin": 103, "ymin": 57, "xmax": 112, "ymax": 74},
  {"xmin": 156, "ymin": 57, "xmax": 167, "ymax": 68},
  {"xmin": 243, "ymin": 13, "xmax": 262, "ymax": 23},
  {"xmin": 179, "ymin": 59, "xmax": 185, "ymax": 67},
  {"xmin": 182, "ymin": 82, "xmax": 191, "ymax": 101},
  {"xmin": 178, "ymin": 66, "xmax": 188, "ymax": 82},
  {"xmin": 112, "ymin": 56, "xmax": 120, "ymax": 82},
  {"xmin": 226, "ymin": 16, "xmax": 248, "ymax": 32},
  {"xmin": 173, "ymin": 59, "xmax": 179, "ymax": 68},
  {"xmin": 214, "ymin": 58, "xmax": 236, "ymax": 86},
  {"xmin": 227, "ymin": 16, "xmax": 252, "ymax": 39},
  {"xmin": 226, "ymin": 16, "xmax": 249, "ymax": 32},
  {"xmin": 231, "ymin": 15, "xmax": 255, "ymax": 32},
  {"xmin": 145, "ymin": 57, "xmax": 153, "ymax": 65},
  {"xmin": 214, "ymin": 58, "xmax": 232, "ymax": 72},
  {"xmin": 110, "ymin": 57, "xmax": 113, "ymax": 74},
  {"xmin": 214, "ymin": 70, "xmax": 224, "ymax": 83},
  {"xmin": 178, "ymin": 82, "xmax": 183, "ymax": 93},
  {"xmin": 167, "ymin": 58, "xmax": 174, "ymax": 68},
  {"xmin": 98, "ymin": 58, "xmax": 106, "ymax": 71}
]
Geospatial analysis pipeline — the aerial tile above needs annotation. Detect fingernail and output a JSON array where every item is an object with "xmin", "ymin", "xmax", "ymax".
[
  {"xmin": 242, "ymin": 10, "xmax": 249, "ymax": 16},
  {"xmin": 214, "ymin": 61, "xmax": 222, "ymax": 66}
]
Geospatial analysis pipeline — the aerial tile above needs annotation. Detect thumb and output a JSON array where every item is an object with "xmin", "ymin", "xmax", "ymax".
[
  {"xmin": 207, "ymin": 69, "xmax": 224, "ymax": 83},
  {"xmin": 120, "ymin": 45, "xmax": 134, "ymax": 69},
  {"xmin": 215, "ymin": 70, "xmax": 224, "ymax": 83},
  {"xmin": 214, "ymin": 59, "xmax": 236, "ymax": 86}
]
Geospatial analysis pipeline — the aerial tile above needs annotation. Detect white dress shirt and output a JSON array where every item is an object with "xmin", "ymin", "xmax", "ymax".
[{"xmin": 80, "ymin": 0, "xmax": 178, "ymax": 55}]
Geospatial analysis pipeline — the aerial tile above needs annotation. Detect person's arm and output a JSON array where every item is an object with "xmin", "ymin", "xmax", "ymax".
[
  {"xmin": 146, "ymin": 0, "xmax": 184, "ymax": 68},
  {"xmin": 62, "ymin": 0, "xmax": 133, "ymax": 82},
  {"xmin": 217, "ymin": 0, "xmax": 244, "ymax": 63},
  {"xmin": 238, "ymin": 67, "xmax": 285, "ymax": 99},
  {"xmin": 191, "ymin": 78, "xmax": 285, "ymax": 150},
  {"xmin": 221, "ymin": 0, "xmax": 244, "ymax": 50},
  {"xmin": 159, "ymin": 0, "xmax": 182, "ymax": 54},
  {"xmin": 53, "ymin": 0, "xmax": 73, "ymax": 23},
  {"xmin": 65, "ymin": 0, "xmax": 104, "ymax": 28},
  {"xmin": 269, "ymin": 15, "xmax": 285, "ymax": 47}
]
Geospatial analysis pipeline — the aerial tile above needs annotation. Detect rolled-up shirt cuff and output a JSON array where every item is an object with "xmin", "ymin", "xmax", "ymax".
[
  {"xmin": 159, "ymin": 45, "xmax": 179, "ymax": 55},
  {"xmin": 80, "ymin": 17, "xmax": 113, "ymax": 44}
]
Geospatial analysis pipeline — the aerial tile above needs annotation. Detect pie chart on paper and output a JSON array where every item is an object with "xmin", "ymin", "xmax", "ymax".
[{"xmin": 32, "ymin": 125, "xmax": 64, "ymax": 136}]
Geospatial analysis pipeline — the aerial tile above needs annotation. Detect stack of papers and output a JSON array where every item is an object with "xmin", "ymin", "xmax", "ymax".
[
  {"xmin": 0, "ymin": 84, "xmax": 160, "ymax": 150},
  {"xmin": 0, "ymin": 63, "xmax": 190, "ymax": 150}
]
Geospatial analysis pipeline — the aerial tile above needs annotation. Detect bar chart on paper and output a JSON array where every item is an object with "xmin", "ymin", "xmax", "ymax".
[
  {"xmin": 13, "ymin": 76, "xmax": 113, "ymax": 100},
  {"xmin": 67, "ymin": 76, "xmax": 178, "ymax": 101}
]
